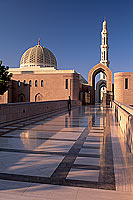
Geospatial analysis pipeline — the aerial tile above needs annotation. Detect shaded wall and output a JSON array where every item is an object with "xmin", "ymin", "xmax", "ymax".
[
  {"xmin": 0, "ymin": 100, "xmax": 80, "ymax": 124},
  {"xmin": 0, "ymin": 80, "xmax": 30, "ymax": 103}
]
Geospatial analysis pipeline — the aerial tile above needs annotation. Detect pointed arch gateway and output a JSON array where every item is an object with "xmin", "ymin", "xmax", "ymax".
[{"xmin": 88, "ymin": 63, "xmax": 113, "ymax": 105}]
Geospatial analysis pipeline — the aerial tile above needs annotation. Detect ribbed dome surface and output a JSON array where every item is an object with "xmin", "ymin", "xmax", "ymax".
[{"xmin": 20, "ymin": 41, "xmax": 57, "ymax": 69}]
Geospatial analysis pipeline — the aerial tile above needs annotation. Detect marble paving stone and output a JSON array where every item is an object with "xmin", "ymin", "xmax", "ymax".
[
  {"xmin": 0, "ymin": 137, "xmax": 44, "ymax": 150},
  {"xmin": 83, "ymin": 142, "xmax": 101, "ymax": 148},
  {"xmin": 0, "ymin": 179, "xmax": 32, "ymax": 194},
  {"xmin": 20, "ymin": 126, "xmax": 64, "ymax": 131},
  {"xmin": 86, "ymin": 136, "xmax": 101, "ymax": 142},
  {"xmin": 35, "ymin": 140, "xmax": 74, "ymax": 152},
  {"xmin": 50, "ymin": 131, "xmax": 81, "ymax": 140},
  {"xmin": 91, "ymin": 127, "xmax": 104, "ymax": 130},
  {"xmin": 3, "ymin": 126, "xmax": 18, "ymax": 129},
  {"xmin": 34, "ymin": 122, "xmax": 51, "ymax": 125},
  {"xmin": 0, "ymin": 129, "xmax": 9, "ymax": 132},
  {"xmin": 11, "ymin": 124, "xmax": 25, "ymax": 127},
  {"xmin": 5, "ymin": 130, "xmax": 56, "ymax": 138},
  {"xmin": 61, "ymin": 127, "xmax": 85, "ymax": 132},
  {"xmin": 67, "ymin": 169, "xmax": 99, "ymax": 182},
  {"xmin": 0, "ymin": 152, "xmax": 64, "ymax": 177},
  {"xmin": 79, "ymin": 148, "xmax": 100, "ymax": 155},
  {"xmin": 0, "ymin": 194, "xmax": 48, "ymax": 200},
  {"xmin": 76, "ymin": 187, "xmax": 132, "ymax": 200},
  {"xmin": 19, "ymin": 122, "xmax": 32, "ymax": 125},
  {"xmin": 88, "ymin": 133, "xmax": 103, "ymax": 137},
  {"xmin": 89, "ymin": 130, "xmax": 104, "ymax": 133},
  {"xmin": 23, "ymin": 183, "xmax": 79, "ymax": 200},
  {"xmin": 74, "ymin": 156, "xmax": 100, "ymax": 166}
]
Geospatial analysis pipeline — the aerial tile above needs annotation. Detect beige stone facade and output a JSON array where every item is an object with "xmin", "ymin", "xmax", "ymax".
[
  {"xmin": 0, "ymin": 69, "xmax": 82, "ymax": 103},
  {"xmin": 114, "ymin": 72, "xmax": 133, "ymax": 106}
]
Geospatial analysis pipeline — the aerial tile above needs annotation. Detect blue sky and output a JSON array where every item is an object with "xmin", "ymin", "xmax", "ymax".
[{"xmin": 0, "ymin": 0, "xmax": 132, "ymax": 80}]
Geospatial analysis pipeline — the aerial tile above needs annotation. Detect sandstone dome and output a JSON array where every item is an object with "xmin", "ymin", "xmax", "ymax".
[{"xmin": 20, "ymin": 39, "xmax": 57, "ymax": 69}]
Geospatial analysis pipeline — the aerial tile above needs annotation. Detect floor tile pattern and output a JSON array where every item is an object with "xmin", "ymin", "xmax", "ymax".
[{"xmin": 0, "ymin": 105, "xmax": 117, "ymax": 191}]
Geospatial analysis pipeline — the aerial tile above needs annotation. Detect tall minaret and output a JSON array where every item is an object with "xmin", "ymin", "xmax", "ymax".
[{"xmin": 100, "ymin": 18, "xmax": 109, "ymax": 68}]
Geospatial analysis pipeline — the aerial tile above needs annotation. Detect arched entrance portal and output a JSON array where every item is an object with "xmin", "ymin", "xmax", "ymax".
[
  {"xmin": 95, "ymin": 79, "xmax": 107, "ymax": 103},
  {"xmin": 88, "ymin": 63, "xmax": 113, "ymax": 105},
  {"xmin": 17, "ymin": 93, "xmax": 25, "ymax": 102}
]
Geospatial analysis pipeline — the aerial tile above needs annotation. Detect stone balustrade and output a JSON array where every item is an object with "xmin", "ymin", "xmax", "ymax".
[
  {"xmin": 112, "ymin": 100, "xmax": 133, "ymax": 153},
  {"xmin": 0, "ymin": 100, "xmax": 80, "ymax": 124}
]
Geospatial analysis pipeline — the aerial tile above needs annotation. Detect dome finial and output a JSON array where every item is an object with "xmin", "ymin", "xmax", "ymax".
[{"xmin": 38, "ymin": 37, "xmax": 40, "ymax": 46}]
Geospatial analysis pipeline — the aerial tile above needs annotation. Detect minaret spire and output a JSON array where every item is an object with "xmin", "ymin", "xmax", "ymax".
[
  {"xmin": 100, "ymin": 18, "xmax": 109, "ymax": 67},
  {"xmin": 38, "ymin": 37, "xmax": 40, "ymax": 46}
]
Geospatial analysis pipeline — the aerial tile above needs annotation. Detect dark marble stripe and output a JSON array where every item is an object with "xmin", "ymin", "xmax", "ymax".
[
  {"xmin": 0, "ymin": 173, "xmax": 98, "ymax": 189},
  {"xmin": 85, "ymin": 139, "xmax": 101, "ymax": 142},
  {"xmin": 82, "ymin": 146, "xmax": 100, "ymax": 149},
  {"xmin": 0, "ymin": 148, "xmax": 67, "ymax": 156},
  {"xmin": 0, "ymin": 147, "xmax": 100, "ymax": 158},
  {"xmin": 50, "ymin": 128, "xmax": 89, "ymax": 179},
  {"xmin": 78, "ymin": 154, "xmax": 100, "ymax": 158}
]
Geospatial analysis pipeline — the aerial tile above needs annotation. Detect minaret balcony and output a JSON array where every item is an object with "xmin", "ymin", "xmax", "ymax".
[{"xmin": 101, "ymin": 45, "xmax": 109, "ymax": 48}]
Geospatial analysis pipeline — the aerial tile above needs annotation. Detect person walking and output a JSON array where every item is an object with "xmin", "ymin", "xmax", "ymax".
[{"xmin": 68, "ymin": 96, "xmax": 71, "ymax": 111}]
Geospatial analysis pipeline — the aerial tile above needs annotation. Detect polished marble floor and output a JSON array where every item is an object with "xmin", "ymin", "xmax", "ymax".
[{"xmin": 0, "ymin": 105, "xmax": 132, "ymax": 199}]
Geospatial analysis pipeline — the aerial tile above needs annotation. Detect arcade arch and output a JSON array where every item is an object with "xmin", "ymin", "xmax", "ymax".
[
  {"xmin": 35, "ymin": 93, "xmax": 43, "ymax": 102},
  {"xmin": 95, "ymin": 79, "xmax": 107, "ymax": 103},
  {"xmin": 88, "ymin": 63, "xmax": 112, "ymax": 105}
]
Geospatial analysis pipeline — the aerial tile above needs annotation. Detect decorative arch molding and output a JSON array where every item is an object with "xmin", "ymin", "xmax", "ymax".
[
  {"xmin": 35, "ymin": 93, "xmax": 43, "ymax": 102},
  {"xmin": 88, "ymin": 63, "xmax": 112, "ymax": 92},
  {"xmin": 96, "ymin": 79, "xmax": 107, "ymax": 91}
]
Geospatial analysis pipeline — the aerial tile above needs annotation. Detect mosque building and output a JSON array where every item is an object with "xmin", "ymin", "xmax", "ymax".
[
  {"xmin": 0, "ymin": 39, "xmax": 87, "ymax": 103},
  {"xmin": 0, "ymin": 19, "xmax": 132, "ymax": 106}
]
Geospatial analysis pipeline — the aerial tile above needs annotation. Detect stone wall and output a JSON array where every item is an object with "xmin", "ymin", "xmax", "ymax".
[
  {"xmin": 114, "ymin": 72, "xmax": 133, "ymax": 106},
  {"xmin": 112, "ymin": 100, "xmax": 133, "ymax": 153},
  {"xmin": 0, "ymin": 100, "xmax": 80, "ymax": 124}
]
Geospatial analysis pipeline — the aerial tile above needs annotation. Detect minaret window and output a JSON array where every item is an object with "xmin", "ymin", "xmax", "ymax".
[
  {"xmin": 18, "ymin": 80, "xmax": 20, "ymax": 87},
  {"xmin": 41, "ymin": 80, "xmax": 43, "ymax": 87},
  {"xmin": 104, "ymin": 51, "xmax": 105, "ymax": 60},
  {"xmin": 35, "ymin": 80, "xmax": 37, "ymax": 87},
  {"xmin": 104, "ymin": 37, "xmax": 105, "ymax": 45},
  {"xmin": 29, "ymin": 80, "xmax": 32, "ymax": 86},
  {"xmin": 125, "ymin": 78, "xmax": 128, "ymax": 89},
  {"xmin": 66, "ymin": 79, "xmax": 68, "ymax": 89}
]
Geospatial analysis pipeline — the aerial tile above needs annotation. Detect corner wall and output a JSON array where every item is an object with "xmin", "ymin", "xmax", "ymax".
[{"xmin": 114, "ymin": 72, "xmax": 133, "ymax": 106}]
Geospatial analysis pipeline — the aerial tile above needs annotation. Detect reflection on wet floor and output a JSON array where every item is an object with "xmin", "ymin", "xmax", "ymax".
[{"xmin": 0, "ymin": 105, "xmax": 132, "ymax": 192}]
